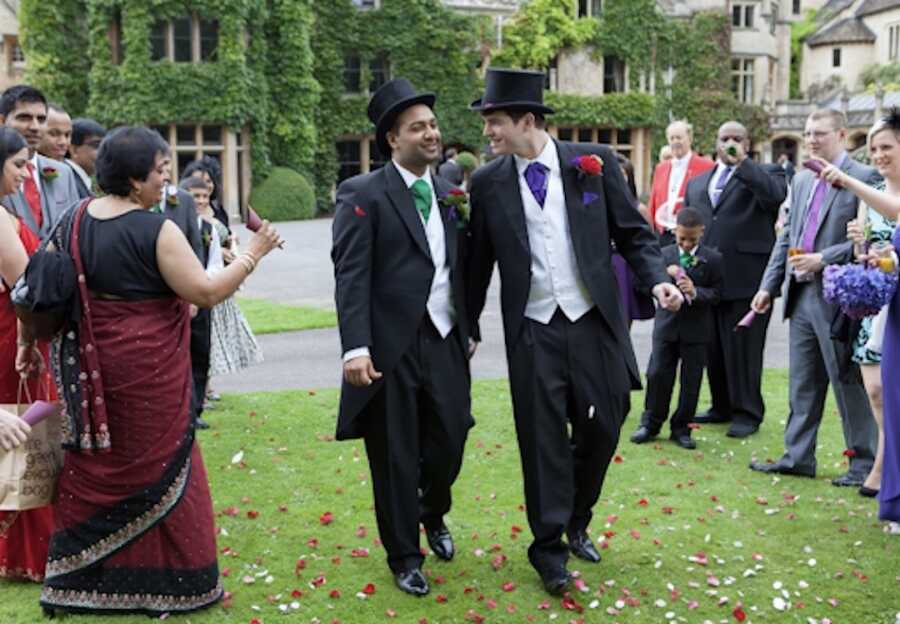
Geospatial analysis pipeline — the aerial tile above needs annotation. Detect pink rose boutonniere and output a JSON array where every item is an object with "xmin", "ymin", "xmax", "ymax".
[
  {"xmin": 41, "ymin": 166, "xmax": 59, "ymax": 181},
  {"xmin": 571, "ymin": 154, "xmax": 603, "ymax": 177},
  {"xmin": 439, "ymin": 188, "xmax": 470, "ymax": 227}
]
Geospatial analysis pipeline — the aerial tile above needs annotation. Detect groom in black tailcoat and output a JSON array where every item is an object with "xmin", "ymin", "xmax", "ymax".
[
  {"xmin": 331, "ymin": 78, "xmax": 473, "ymax": 597},
  {"xmin": 466, "ymin": 68, "xmax": 683, "ymax": 595}
]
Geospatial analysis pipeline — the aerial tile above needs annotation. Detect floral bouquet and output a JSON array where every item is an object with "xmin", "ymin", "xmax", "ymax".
[{"xmin": 822, "ymin": 263, "xmax": 898, "ymax": 319}]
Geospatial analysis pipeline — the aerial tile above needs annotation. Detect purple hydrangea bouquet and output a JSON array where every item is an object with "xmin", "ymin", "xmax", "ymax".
[{"xmin": 822, "ymin": 263, "xmax": 898, "ymax": 319}]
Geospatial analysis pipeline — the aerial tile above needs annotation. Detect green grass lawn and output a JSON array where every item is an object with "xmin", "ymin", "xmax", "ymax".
[
  {"xmin": 2, "ymin": 370, "xmax": 898, "ymax": 623},
  {"xmin": 237, "ymin": 297, "xmax": 336, "ymax": 335}
]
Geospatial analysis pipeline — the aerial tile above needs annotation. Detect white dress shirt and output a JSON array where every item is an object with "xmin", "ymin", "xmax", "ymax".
[
  {"xmin": 515, "ymin": 138, "xmax": 594, "ymax": 324},
  {"xmin": 667, "ymin": 152, "xmax": 691, "ymax": 212},
  {"xmin": 707, "ymin": 160, "xmax": 737, "ymax": 204},
  {"xmin": 342, "ymin": 161, "xmax": 457, "ymax": 362}
]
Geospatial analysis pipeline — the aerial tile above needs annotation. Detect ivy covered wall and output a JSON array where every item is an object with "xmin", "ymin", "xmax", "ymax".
[
  {"xmin": 310, "ymin": 0, "xmax": 488, "ymax": 210},
  {"xmin": 20, "ymin": 0, "xmax": 769, "ymax": 210}
]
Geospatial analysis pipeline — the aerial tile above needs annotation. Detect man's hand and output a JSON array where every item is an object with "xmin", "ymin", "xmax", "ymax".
[
  {"xmin": 788, "ymin": 252, "xmax": 824, "ymax": 274},
  {"xmin": 343, "ymin": 355, "xmax": 383, "ymax": 387},
  {"xmin": 189, "ymin": 304, "xmax": 199, "ymax": 318},
  {"xmin": 666, "ymin": 264, "xmax": 681, "ymax": 279},
  {"xmin": 751, "ymin": 290, "xmax": 771, "ymax": 314},
  {"xmin": 652, "ymin": 282, "xmax": 684, "ymax": 312},
  {"xmin": 675, "ymin": 275, "xmax": 696, "ymax": 299},
  {"xmin": 468, "ymin": 338, "xmax": 479, "ymax": 360}
]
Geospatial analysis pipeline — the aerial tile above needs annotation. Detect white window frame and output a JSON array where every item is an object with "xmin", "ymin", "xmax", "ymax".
[
  {"xmin": 577, "ymin": 0, "xmax": 603, "ymax": 18},
  {"xmin": 732, "ymin": 2, "xmax": 756, "ymax": 29},
  {"xmin": 889, "ymin": 23, "xmax": 900, "ymax": 61},
  {"xmin": 731, "ymin": 57, "xmax": 755, "ymax": 103}
]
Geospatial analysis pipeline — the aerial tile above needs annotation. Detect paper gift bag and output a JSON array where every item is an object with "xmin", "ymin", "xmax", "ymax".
[{"xmin": 0, "ymin": 395, "xmax": 64, "ymax": 511}]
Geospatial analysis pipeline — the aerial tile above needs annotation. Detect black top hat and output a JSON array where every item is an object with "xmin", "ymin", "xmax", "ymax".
[
  {"xmin": 470, "ymin": 68, "xmax": 555, "ymax": 115},
  {"xmin": 368, "ymin": 78, "xmax": 436, "ymax": 157}
]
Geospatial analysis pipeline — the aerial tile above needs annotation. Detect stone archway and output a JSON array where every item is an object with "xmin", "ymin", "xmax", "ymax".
[{"xmin": 771, "ymin": 135, "xmax": 800, "ymax": 166}]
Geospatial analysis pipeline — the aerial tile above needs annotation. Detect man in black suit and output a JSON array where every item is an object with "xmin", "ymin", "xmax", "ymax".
[
  {"xmin": 631, "ymin": 207, "xmax": 724, "ymax": 450},
  {"xmin": 331, "ymin": 78, "xmax": 472, "ymax": 597},
  {"xmin": 466, "ymin": 68, "xmax": 682, "ymax": 595},
  {"xmin": 684, "ymin": 121, "xmax": 787, "ymax": 438}
]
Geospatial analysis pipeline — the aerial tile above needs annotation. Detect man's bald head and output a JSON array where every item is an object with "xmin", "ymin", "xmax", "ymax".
[{"xmin": 716, "ymin": 121, "xmax": 749, "ymax": 164}]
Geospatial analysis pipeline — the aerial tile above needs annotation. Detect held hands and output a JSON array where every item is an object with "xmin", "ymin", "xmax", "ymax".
[
  {"xmin": 751, "ymin": 290, "xmax": 772, "ymax": 314},
  {"xmin": 788, "ymin": 252, "xmax": 825, "ymax": 274},
  {"xmin": 344, "ymin": 355, "xmax": 383, "ymax": 387},
  {"xmin": 0, "ymin": 407, "xmax": 31, "ymax": 451},
  {"xmin": 652, "ymin": 282, "xmax": 684, "ymax": 312}
]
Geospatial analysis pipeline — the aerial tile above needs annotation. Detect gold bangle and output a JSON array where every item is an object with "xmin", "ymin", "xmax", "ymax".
[
  {"xmin": 242, "ymin": 254, "xmax": 257, "ymax": 272},
  {"xmin": 237, "ymin": 255, "xmax": 255, "ymax": 274},
  {"xmin": 16, "ymin": 340, "xmax": 34, "ymax": 347}
]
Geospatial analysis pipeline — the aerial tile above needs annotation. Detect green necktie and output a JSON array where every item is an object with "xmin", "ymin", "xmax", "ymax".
[
  {"xmin": 679, "ymin": 249, "xmax": 692, "ymax": 268},
  {"xmin": 411, "ymin": 179, "xmax": 432, "ymax": 222}
]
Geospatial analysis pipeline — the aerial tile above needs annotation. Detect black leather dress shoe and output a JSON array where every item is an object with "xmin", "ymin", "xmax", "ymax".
[
  {"xmin": 194, "ymin": 417, "xmax": 210, "ymax": 430},
  {"xmin": 859, "ymin": 485, "xmax": 880, "ymax": 498},
  {"xmin": 567, "ymin": 530, "xmax": 601, "ymax": 562},
  {"xmin": 693, "ymin": 410, "xmax": 731, "ymax": 424},
  {"xmin": 832, "ymin": 472, "xmax": 866, "ymax": 487},
  {"xmin": 670, "ymin": 433, "xmax": 696, "ymax": 450},
  {"xmin": 394, "ymin": 568, "xmax": 429, "ymax": 596},
  {"xmin": 629, "ymin": 426, "xmax": 657, "ymax": 444},
  {"xmin": 748, "ymin": 460, "xmax": 814, "ymax": 478},
  {"xmin": 726, "ymin": 424, "xmax": 758, "ymax": 438},
  {"xmin": 539, "ymin": 566, "xmax": 572, "ymax": 596},
  {"xmin": 426, "ymin": 525, "xmax": 454, "ymax": 561}
]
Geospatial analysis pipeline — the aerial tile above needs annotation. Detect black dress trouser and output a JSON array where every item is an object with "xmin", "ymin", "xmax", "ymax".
[
  {"xmin": 641, "ymin": 339, "xmax": 707, "ymax": 436},
  {"xmin": 190, "ymin": 308, "xmax": 212, "ymax": 420},
  {"xmin": 706, "ymin": 298, "xmax": 771, "ymax": 427},
  {"xmin": 363, "ymin": 318, "xmax": 471, "ymax": 574},
  {"xmin": 507, "ymin": 308, "xmax": 628, "ymax": 575}
]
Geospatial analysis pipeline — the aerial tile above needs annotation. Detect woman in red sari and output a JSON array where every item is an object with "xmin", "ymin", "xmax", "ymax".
[
  {"xmin": 37, "ymin": 127, "xmax": 281, "ymax": 615},
  {"xmin": 0, "ymin": 126, "xmax": 55, "ymax": 582}
]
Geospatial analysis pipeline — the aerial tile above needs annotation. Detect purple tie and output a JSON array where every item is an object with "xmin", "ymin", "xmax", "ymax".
[
  {"xmin": 524, "ymin": 161, "xmax": 549, "ymax": 208},
  {"xmin": 711, "ymin": 165, "xmax": 733, "ymax": 205},
  {"xmin": 801, "ymin": 179, "xmax": 828, "ymax": 252}
]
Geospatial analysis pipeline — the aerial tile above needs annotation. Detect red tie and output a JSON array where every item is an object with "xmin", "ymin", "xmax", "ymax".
[{"xmin": 24, "ymin": 162, "xmax": 42, "ymax": 229}]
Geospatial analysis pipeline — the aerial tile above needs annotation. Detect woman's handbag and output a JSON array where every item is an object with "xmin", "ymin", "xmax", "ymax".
[{"xmin": 0, "ymin": 379, "xmax": 64, "ymax": 510}]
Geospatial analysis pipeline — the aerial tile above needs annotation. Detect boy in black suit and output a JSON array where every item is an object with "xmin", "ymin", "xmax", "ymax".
[{"xmin": 631, "ymin": 207, "xmax": 724, "ymax": 449}]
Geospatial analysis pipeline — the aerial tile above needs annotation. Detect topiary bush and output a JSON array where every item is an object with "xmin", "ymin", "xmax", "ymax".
[
  {"xmin": 249, "ymin": 166, "xmax": 317, "ymax": 221},
  {"xmin": 455, "ymin": 151, "xmax": 478, "ymax": 172}
]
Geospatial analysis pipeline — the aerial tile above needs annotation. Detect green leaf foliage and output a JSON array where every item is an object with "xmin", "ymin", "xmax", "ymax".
[
  {"xmin": 250, "ymin": 166, "xmax": 316, "ymax": 221},
  {"xmin": 311, "ymin": 0, "xmax": 488, "ymax": 211}
]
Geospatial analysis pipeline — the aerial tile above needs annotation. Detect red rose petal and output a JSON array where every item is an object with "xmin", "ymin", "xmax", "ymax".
[
  {"xmin": 362, "ymin": 582, "xmax": 376, "ymax": 595},
  {"xmin": 319, "ymin": 512, "xmax": 335, "ymax": 525}
]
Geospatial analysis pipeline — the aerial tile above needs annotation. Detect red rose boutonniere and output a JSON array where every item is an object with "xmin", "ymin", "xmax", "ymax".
[
  {"xmin": 439, "ymin": 188, "xmax": 470, "ymax": 227},
  {"xmin": 571, "ymin": 154, "xmax": 603, "ymax": 177},
  {"xmin": 167, "ymin": 191, "xmax": 179, "ymax": 206},
  {"xmin": 42, "ymin": 166, "xmax": 59, "ymax": 181}
]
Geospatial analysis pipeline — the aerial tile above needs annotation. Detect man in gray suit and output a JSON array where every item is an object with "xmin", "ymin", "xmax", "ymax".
[
  {"xmin": 749, "ymin": 109, "xmax": 878, "ymax": 486},
  {"xmin": 0, "ymin": 85, "xmax": 80, "ymax": 239}
]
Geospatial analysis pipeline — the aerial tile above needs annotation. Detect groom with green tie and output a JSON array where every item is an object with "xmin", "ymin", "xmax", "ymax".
[{"xmin": 331, "ymin": 78, "xmax": 473, "ymax": 596}]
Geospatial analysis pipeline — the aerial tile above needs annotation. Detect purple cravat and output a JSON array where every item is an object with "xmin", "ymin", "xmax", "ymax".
[
  {"xmin": 801, "ymin": 179, "xmax": 828, "ymax": 252},
  {"xmin": 524, "ymin": 161, "xmax": 549, "ymax": 208}
]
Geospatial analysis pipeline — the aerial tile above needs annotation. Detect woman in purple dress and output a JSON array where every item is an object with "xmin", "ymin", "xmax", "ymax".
[{"xmin": 612, "ymin": 154, "xmax": 655, "ymax": 327}]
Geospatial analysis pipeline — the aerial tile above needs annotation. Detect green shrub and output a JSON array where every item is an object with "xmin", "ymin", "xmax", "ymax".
[
  {"xmin": 249, "ymin": 166, "xmax": 317, "ymax": 221},
  {"xmin": 455, "ymin": 151, "xmax": 478, "ymax": 172}
]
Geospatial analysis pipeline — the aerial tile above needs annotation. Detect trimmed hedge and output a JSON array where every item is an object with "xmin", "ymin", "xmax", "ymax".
[{"xmin": 249, "ymin": 167, "xmax": 316, "ymax": 221}]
